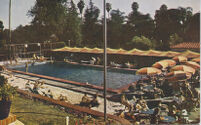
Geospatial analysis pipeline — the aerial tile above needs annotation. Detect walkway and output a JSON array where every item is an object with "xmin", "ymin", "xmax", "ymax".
[{"xmin": 3, "ymin": 71, "xmax": 115, "ymax": 98}]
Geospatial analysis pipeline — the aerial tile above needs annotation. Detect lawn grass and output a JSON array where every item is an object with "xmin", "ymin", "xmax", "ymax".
[
  {"xmin": 10, "ymin": 95, "xmax": 120, "ymax": 125},
  {"xmin": 11, "ymin": 95, "xmax": 85, "ymax": 125},
  {"xmin": 189, "ymin": 108, "xmax": 200, "ymax": 121}
]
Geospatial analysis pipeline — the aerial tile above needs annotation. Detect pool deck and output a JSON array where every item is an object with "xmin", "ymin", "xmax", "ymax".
[{"xmin": 5, "ymin": 70, "xmax": 122, "ymax": 98}]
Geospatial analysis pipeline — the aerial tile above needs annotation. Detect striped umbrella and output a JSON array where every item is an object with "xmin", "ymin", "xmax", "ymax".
[
  {"xmin": 173, "ymin": 56, "xmax": 188, "ymax": 63},
  {"xmin": 158, "ymin": 59, "xmax": 176, "ymax": 67},
  {"xmin": 152, "ymin": 61, "xmax": 169, "ymax": 69},
  {"xmin": 165, "ymin": 71, "xmax": 192, "ymax": 82},
  {"xmin": 170, "ymin": 65, "xmax": 196, "ymax": 74},
  {"xmin": 185, "ymin": 61, "xmax": 200, "ymax": 69},
  {"xmin": 136, "ymin": 67, "xmax": 162, "ymax": 75},
  {"xmin": 191, "ymin": 57, "xmax": 200, "ymax": 63}
]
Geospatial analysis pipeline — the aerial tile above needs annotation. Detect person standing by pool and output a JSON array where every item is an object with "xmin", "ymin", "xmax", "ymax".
[
  {"xmin": 25, "ymin": 62, "xmax": 28, "ymax": 72},
  {"xmin": 96, "ymin": 57, "xmax": 101, "ymax": 65},
  {"xmin": 32, "ymin": 53, "xmax": 36, "ymax": 60}
]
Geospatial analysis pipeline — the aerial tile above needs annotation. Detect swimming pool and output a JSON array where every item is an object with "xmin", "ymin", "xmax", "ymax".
[{"xmin": 11, "ymin": 62, "xmax": 141, "ymax": 89}]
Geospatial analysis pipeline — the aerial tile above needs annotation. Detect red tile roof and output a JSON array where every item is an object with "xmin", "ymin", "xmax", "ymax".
[{"xmin": 171, "ymin": 42, "xmax": 200, "ymax": 49}]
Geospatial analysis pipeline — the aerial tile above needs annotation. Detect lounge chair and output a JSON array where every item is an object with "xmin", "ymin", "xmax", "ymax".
[{"xmin": 80, "ymin": 60, "xmax": 90, "ymax": 64}]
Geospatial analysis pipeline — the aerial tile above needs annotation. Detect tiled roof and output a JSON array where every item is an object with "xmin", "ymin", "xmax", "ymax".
[{"xmin": 171, "ymin": 42, "xmax": 200, "ymax": 49}]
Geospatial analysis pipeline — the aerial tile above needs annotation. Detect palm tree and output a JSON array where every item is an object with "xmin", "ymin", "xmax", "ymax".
[
  {"xmin": 77, "ymin": 0, "xmax": 85, "ymax": 20},
  {"xmin": 106, "ymin": 3, "xmax": 112, "ymax": 18},
  {"xmin": 0, "ymin": 21, "xmax": 4, "ymax": 32}
]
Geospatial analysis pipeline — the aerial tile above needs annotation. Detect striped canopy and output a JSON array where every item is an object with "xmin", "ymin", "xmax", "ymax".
[
  {"xmin": 173, "ymin": 56, "xmax": 188, "ymax": 63},
  {"xmin": 185, "ymin": 61, "xmax": 200, "ymax": 69},
  {"xmin": 136, "ymin": 67, "xmax": 162, "ymax": 75},
  {"xmin": 191, "ymin": 57, "xmax": 200, "ymax": 63},
  {"xmin": 52, "ymin": 47, "xmax": 200, "ymax": 58},
  {"xmin": 159, "ymin": 59, "xmax": 177, "ymax": 67},
  {"xmin": 166, "ymin": 71, "xmax": 192, "ymax": 82},
  {"xmin": 152, "ymin": 61, "xmax": 169, "ymax": 69},
  {"xmin": 180, "ymin": 50, "xmax": 200, "ymax": 58},
  {"xmin": 170, "ymin": 65, "xmax": 196, "ymax": 74}
]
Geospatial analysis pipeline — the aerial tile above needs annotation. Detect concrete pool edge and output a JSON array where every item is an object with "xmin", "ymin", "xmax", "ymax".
[{"xmin": 10, "ymin": 69, "xmax": 124, "ymax": 94}]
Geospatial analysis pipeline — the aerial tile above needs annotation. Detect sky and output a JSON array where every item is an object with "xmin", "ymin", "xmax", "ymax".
[{"xmin": 0, "ymin": 0, "xmax": 200, "ymax": 29}]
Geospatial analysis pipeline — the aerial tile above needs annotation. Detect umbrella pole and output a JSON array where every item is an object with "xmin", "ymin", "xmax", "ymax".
[{"xmin": 103, "ymin": 0, "xmax": 107, "ymax": 122}]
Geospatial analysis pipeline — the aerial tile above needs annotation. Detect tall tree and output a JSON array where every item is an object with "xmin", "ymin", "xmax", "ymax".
[
  {"xmin": 131, "ymin": 2, "xmax": 139, "ymax": 13},
  {"xmin": 62, "ymin": 0, "xmax": 82, "ymax": 46},
  {"xmin": 107, "ymin": 9, "xmax": 125, "ymax": 48},
  {"xmin": 184, "ymin": 13, "xmax": 200, "ymax": 41},
  {"xmin": 128, "ymin": 2, "xmax": 154, "ymax": 38},
  {"xmin": 154, "ymin": 5, "xmax": 193, "ymax": 50},
  {"xmin": 129, "ymin": 36, "xmax": 152, "ymax": 50},
  {"xmin": 125, "ymin": 2, "xmax": 154, "ymax": 49},
  {"xmin": 0, "ymin": 20, "xmax": 3, "ymax": 31},
  {"xmin": 106, "ymin": 3, "xmax": 112, "ymax": 18},
  {"xmin": 154, "ymin": 4, "xmax": 170, "ymax": 50},
  {"xmin": 28, "ymin": 0, "xmax": 67, "ymax": 42},
  {"xmin": 82, "ymin": 0, "xmax": 101, "ymax": 47},
  {"xmin": 169, "ymin": 33, "xmax": 183, "ymax": 46},
  {"xmin": 0, "ymin": 20, "xmax": 5, "ymax": 48},
  {"xmin": 77, "ymin": 0, "xmax": 85, "ymax": 20},
  {"xmin": 0, "ymin": 20, "xmax": 3, "ymax": 39}
]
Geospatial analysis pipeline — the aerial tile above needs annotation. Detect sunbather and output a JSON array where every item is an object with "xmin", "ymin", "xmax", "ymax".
[
  {"xmin": 121, "ymin": 94, "xmax": 133, "ymax": 112},
  {"xmin": 45, "ymin": 89, "xmax": 53, "ymax": 98},
  {"xmin": 25, "ymin": 80, "xmax": 32, "ymax": 90},
  {"xmin": 90, "ymin": 93, "xmax": 99, "ymax": 107},
  {"xmin": 135, "ymin": 100, "xmax": 142, "ymax": 112},
  {"xmin": 80, "ymin": 93, "xmax": 91, "ymax": 107},
  {"xmin": 150, "ymin": 107, "xmax": 161, "ymax": 124},
  {"xmin": 58, "ymin": 94, "xmax": 68, "ymax": 102}
]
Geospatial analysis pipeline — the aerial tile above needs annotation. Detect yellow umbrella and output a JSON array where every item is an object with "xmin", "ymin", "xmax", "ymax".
[
  {"xmin": 173, "ymin": 56, "xmax": 188, "ymax": 63},
  {"xmin": 152, "ymin": 61, "xmax": 169, "ymax": 69},
  {"xmin": 170, "ymin": 65, "xmax": 196, "ymax": 74},
  {"xmin": 191, "ymin": 57, "xmax": 200, "ymax": 63},
  {"xmin": 159, "ymin": 59, "xmax": 176, "ymax": 67},
  {"xmin": 185, "ymin": 61, "xmax": 200, "ymax": 69},
  {"xmin": 136, "ymin": 67, "xmax": 162, "ymax": 75}
]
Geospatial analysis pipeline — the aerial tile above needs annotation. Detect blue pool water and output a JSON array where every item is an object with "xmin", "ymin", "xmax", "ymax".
[{"xmin": 12, "ymin": 62, "xmax": 141, "ymax": 89}]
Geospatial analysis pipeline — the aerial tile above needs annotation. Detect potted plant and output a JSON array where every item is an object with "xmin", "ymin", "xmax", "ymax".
[{"xmin": 0, "ymin": 75, "xmax": 17, "ymax": 120}]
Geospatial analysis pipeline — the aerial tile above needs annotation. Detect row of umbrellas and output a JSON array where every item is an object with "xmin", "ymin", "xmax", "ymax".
[
  {"xmin": 136, "ymin": 56, "xmax": 200, "ymax": 82},
  {"xmin": 53, "ymin": 47, "xmax": 200, "ymax": 58}
]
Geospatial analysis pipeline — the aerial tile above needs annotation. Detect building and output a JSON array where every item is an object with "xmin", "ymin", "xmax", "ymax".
[{"xmin": 170, "ymin": 42, "xmax": 200, "ymax": 52}]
